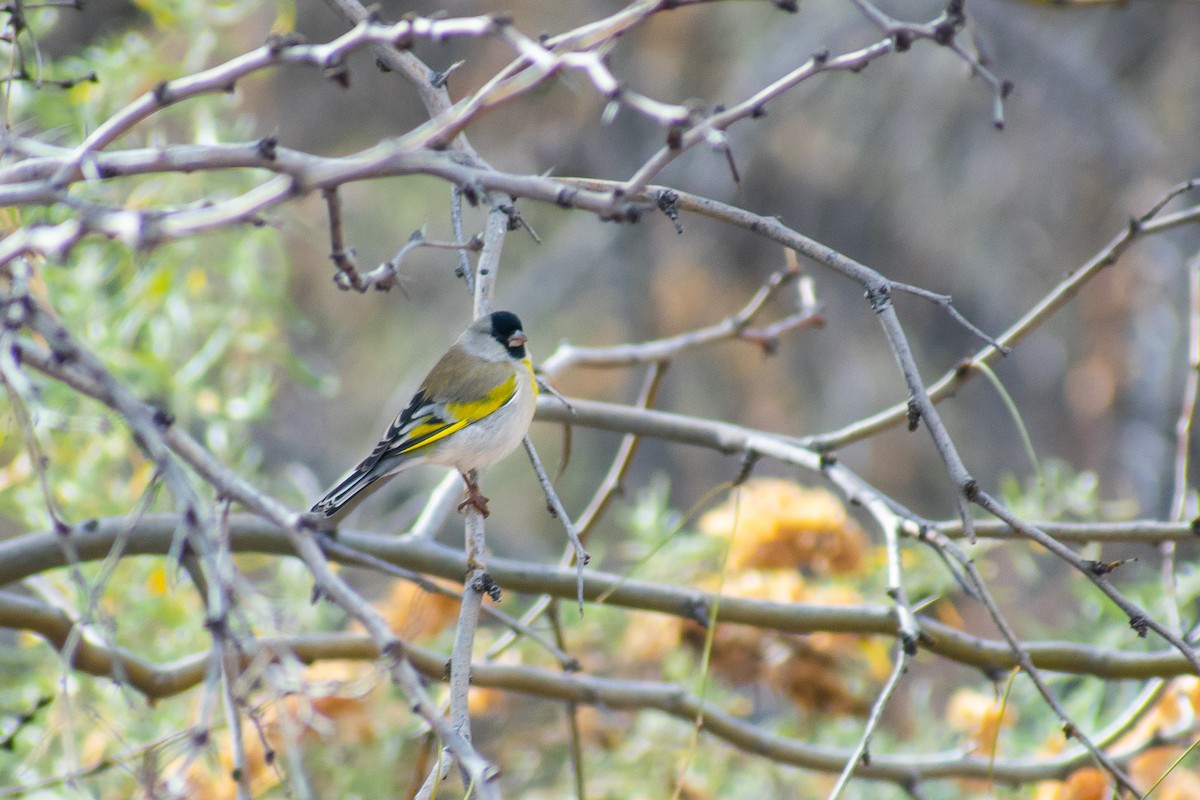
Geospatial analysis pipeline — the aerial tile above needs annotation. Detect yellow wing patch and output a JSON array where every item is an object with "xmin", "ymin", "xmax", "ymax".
[
  {"xmin": 443, "ymin": 372, "xmax": 518, "ymax": 422},
  {"xmin": 396, "ymin": 417, "xmax": 470, "ymax": 454},
  {"xmin": 398, "ymin": 372, "xmax": 518, "ymax": 455}
]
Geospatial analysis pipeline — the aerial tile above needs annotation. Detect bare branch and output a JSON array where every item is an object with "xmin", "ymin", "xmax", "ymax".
[
  {"xmin": 540, "ymin": 260, "xmax": 823, "ymax": 375},
  {"xmin": 0, "ymin": 589, "xmax": 1170, "ymax": 788},
  {"xmin": 48, "ymin": 15, "xmax": 504, "ymax": 184},
  {"xmin": 522, "ymin": 436, "xmax": 589, "ymax": 612},
  {"xmin": 827, "ymin": 646, "xmax": 911, "ymax": 800},
  {"xmin": 809, "ymin": 193, "xmax": 1200, "ymax": 449},
  {"xmin": 6, "ymin": 2, "xmax": 1199, "ymax": 794},
  {"xmin": 5, "ymin": 513, "xmax": 1200, "ymax": 682},
  {"xmin": 6, "ymin": 338, "xmax": 500, "ymax": 791}
]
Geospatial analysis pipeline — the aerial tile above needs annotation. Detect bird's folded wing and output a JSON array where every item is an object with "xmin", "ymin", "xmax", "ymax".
[
  {"xmin": 359, "ymin": 372, "xmax": 519, "ymax": 470},
  {"xmin": 312, "ymin": 372, "xmax": 519, "ymax": 517},
  {"xmin": 310, "ymin": 392, "xmax": 466, "ymax": 516}
]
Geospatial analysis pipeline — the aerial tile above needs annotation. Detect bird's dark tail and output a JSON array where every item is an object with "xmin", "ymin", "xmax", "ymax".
[{"xmin": 311, "ymin": 467, "xmax": 388, "ymax": 519}]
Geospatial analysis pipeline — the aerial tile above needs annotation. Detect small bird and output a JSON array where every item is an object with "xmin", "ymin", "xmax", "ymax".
[{"xmin": 312, "ymin": 311, "xmax": 538, "ymax": 522}]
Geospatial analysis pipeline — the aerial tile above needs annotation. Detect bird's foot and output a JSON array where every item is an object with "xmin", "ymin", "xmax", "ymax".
[{"xmin": 457, "ymin": 483, "xmax": 491, "ymax": 518}]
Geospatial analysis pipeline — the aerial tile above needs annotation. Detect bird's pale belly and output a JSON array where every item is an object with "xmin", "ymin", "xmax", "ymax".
[{"xmin": 428, "ymin": 387, "xmax": 536, "ymax": 473}]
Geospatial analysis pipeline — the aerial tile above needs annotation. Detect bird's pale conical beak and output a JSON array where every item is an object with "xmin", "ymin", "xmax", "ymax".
[{"xmin": 508, "ymin": 331, "xmax": 528, "ymax": 347}]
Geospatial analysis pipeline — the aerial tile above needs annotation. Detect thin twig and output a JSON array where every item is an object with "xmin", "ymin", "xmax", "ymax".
[
  {"xmin": 851, "ymin": 0, "xmax": 1010, "ymax": 128},
  {"xmin": 523, "ymin": 436, "xmax": 589, "ymax": 613},
  {"xmin": 827, "ymin": 645, "xmax": 911, "ymax": 800},
  {"xmin": 548, "ymin": 602, "xmax": 587, "ymax": 800},
  {"xmin": 318, "ymin": 534, "xmax": 578, "ymax": 668},
  {"xmin": 9, "ymin": 519, "xmax": 1200, "ymax": 681},
  {"xmin": 806, "ymin": 188, "xmax": 1200, "ymax": 450},
  {"xmin": 974, "ymin": 489, "xmax": 1200, "ymax": 677},
  {"xmin": 46, "ymin": 15, "xmax": 506, "ymax": 186},
  {"xmin": 930, "ymin": 518, "xmax": 1200, "ymax": 545},
  {"xmin": 539, "ymin": 261, "xmax": 821, "ymax": 375},
  {"xmin": 1163, "ymin": 256, "xmax": 1200, "ymax": 633},
  {"xmin": 451, "ymin": 186, "xmax": 476, "ymax": 294},
  {"xmin": 918, "ymin": 527, "xmax": 1139, "ymax": 795},
  {"xmin": 0, "ymin": 589, "xmax": 1162, "ymax": 788},
  {"xmin": 342, "ymin": 229, "xmax": 482, "ymax": 294},
  {"xmin": 213, "ymin": 502, "xmax": 253, "ymax": 800},
  {"xmin": 449, "ymin": 498, "xmax": 488, "ymax": 735},
  {"xmin": 487, "ymin": 363, "xmax": 664, "ymax": 659},
  {"xmin": 7, "ymin": 338, "xmax": 501, "ymax": 794},
  {"xmin": 431, "ymin": 156, "xmax": 517, "ymax": 795},
  {"xmin": 888, "ymin": 280, "xmax": 1008, "ymax": 353},
  {"xmin": 219, "ymin": 637, "xmax": 253, "ymax": 800},
  {"xmin": 321, "ymin": 186, "xmax": 359, "ymax": 286}
]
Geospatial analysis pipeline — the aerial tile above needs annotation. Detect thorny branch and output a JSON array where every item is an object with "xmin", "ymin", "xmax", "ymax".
[
  {"xmin": 0, "ymin": 589, "xmax": 1177, "ymax": 788},
  {"xmin": 6, "ymin": 515, "xmax": 1200, "ymax": 682},
  {"xmin": 539, "ymin": 257, "xmax": 823, "ymax": 375},
  {"xmin": 3, "ymin": 329, "xmax": 501, "ymax": 795},
  {"xmin": 3, "ymin": 0, "xmax": 1200, "ymax": 796},
  {"xmin": 487, "ymin": 363, "xmax": 667, "ymax": 660},
  {"xmin": 807, "ymin": 185, "xmax": 1200, "ymax": 450}
]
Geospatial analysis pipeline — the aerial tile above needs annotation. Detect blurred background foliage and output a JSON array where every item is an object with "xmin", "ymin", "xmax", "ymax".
[{"xmin": 2, "ymin": 0, "xmax": 1200, "ymax": 797}]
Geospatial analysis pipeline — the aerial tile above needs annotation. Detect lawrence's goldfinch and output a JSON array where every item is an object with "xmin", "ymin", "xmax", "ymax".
[{"xmin": 312, "ymin": 311, "xmax": 537, "ymax": 520}]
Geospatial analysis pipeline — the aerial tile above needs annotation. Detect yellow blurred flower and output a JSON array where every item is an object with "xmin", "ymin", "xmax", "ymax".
[
  {"xmin": 1119, "ymin": 676, "xmax": 1200, "ymax": 747},
  {"xmin": 178, "ymin": 719, "xmax": 280, "ymax": 800},
  {"xmin": 622, "ymin": 610, "xmax": 686, "ymax": 663},
  {"xmin": 767, "ymin": 645, "xmax": 868, "ymax": 716},
  {"xmin": 946, "ymin": 688, "xmax": 1016, "ymax": 754},
  {"xmin": 1129, "ymin": 746, "xmax": 1200, "ymax": 799},
  {"xmin": 663, "ymin": 568, "xmax": 880, "ymax": 715},
  {"xmin": 467, "ymin": 685, "xmax": 508, "ymax": 717},
  {"xmin": 1033, "ymin": 768, "xmax": 1109, "ymax": 800},
  {"xmin": 710, "ymin": 567, "xmax": 810, "ymax": 603},
  {"xmin": 699, "ymin": 479, "xmax": 868, "ymax": 575},
  {"xmin": 1036, "ymin": 736, "xmax": 1200, "ymax": 800},
  {"xmin": 467, "ymin": 648, "xmax": 524, "ymax": 717},
  {"xmin": 171, "ymin": 660, "xmax": 380, "ymax": 798},
  {"xmin": 574, "ymin": 706, "xmax": 630, "ymax": 750},
  {"xmin": 372, "ymin": 579, "xmax": 461, "ymax": 641},
  {"xmin": 145, "ymin": 567, "xmax": 169, "ymax": 596}
]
